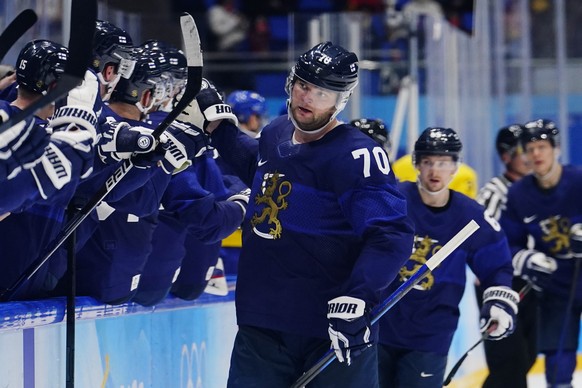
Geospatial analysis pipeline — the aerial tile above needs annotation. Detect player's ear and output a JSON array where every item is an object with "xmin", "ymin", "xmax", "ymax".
[
  {"xmin": 102, "ymin": 64, "xmax": 116, "ymax": 82},
  {"xmin": 141, "ymin": 89, "xmax": 152, "ymax": 109}
]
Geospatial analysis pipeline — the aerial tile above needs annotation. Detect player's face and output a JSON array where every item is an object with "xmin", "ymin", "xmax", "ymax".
[
  {"xmin": 523, "ymin": 140, "xmax": 556, "ymax": 176},
  {"xmin": 417, "ymin": 155, "xmax": 458, "ymax": 192},
  {"xmin": 290, "ymin": 79, "xmax": 338, "ymax": 131}
]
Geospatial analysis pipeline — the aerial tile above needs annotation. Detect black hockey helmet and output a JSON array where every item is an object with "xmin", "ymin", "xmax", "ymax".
[
  {"xmin": 350, "ymin": 118, "xmax": 391, "ymax": 151},
  {"xmin": 109, "ymin": 52, "xmax": 163, "ymax": 107},
  {"xmin": 91, "ymin": 20, "xmax": 134, "ymax": 74},
  {"xmin": 287, "ymin": 41, "xmax": 358, "ymax": 93},
  {"xmin": 413, "ymin": 127, "xmax": 462, "ymax": 164},
  {"xmin": 520, "ymin": 119, "xmax": 559, "ymax": 148},
  {"xmin": 16, "ymin": 39, "xmax": 69, "ymax": 94},
  {"xmin": 495, "ymin": 124, "xmax": 524, "ymax": 156},
  {"xmin": 140, "ymin": 40, "xmax": 187, "ymax": 81}
]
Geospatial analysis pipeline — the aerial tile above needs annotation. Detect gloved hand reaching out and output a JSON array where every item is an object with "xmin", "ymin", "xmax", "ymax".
[
  {"xmin": 327, "ymin": 296, "xmax": 377, "ymax": 366},
  {"xmin": 479, "ymin": 286, "xmax": 519, "ymax": 340}
]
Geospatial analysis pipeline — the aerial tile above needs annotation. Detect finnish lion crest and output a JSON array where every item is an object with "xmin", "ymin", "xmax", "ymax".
[
  {"xmin": 541, "ymin": 216, "xmax": 570, "ymax": 254},
  {"xmin": 251, "ymin": 172, "xmax": 291, "ymax": 240},
  {"xmin": 399, "ymin": 235, "xmax": 442, "ymax": 290}
]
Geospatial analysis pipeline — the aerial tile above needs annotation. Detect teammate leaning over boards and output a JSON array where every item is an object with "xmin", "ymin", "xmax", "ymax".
[
  {"xmin": 65, "ymin": 50, "xmax": 205, "ymax": 304},
  {"xmin": 91, "ymin": 20, "xmax": 135, "ymax": 103},
  {"xmin": 0, "ymin": 40, "xmax": 98, "ymax": 299},
  {"xmin": 500, "ymin": 119, "xmax": 582, "ymax": 388},
  {"xmin": 195, "ymin": 41, "xmax": 414, "ymax": 387},
  {"xmin": 476, "ymin": 124, "xmax": 536, "ymax": 388},
  {"xmin": 132, "ymin": 44, "xmax": 247, "ymax": 305},
  {"xmin": 376, "ymin": 127, "xmax": 517, "ymax": 387}
]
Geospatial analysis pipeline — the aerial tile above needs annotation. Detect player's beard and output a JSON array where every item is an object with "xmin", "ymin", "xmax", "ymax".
[{"xmin": 290, "ymin": 104, "xmax": 335, "ymax": 132}]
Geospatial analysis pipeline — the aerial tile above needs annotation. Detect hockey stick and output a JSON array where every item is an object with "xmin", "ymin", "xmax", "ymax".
[
  {"xmin": 443, "ymin": 281, "xmax": 533, "ymax": 386},
  {"xmin": 65, "ymin": 203, "xmax": 77, "ymax": 388},
  {"xmin": 0, "ymin": 1, "xmax": 94, "ymax": 134},
  {"xmin": 550, "ymin": 257, "xmax": 581, "ymax": 386},
  {"xmin": 290, "ymin": 219, "xmax": 480, "ymax": 388},
  {"xmin": 0, "ymin": 13, "xmax": 203, "ymax": 301},
  {"xmin": 0, "ymin": 9, "xmax": 37, "ymax": 62}
]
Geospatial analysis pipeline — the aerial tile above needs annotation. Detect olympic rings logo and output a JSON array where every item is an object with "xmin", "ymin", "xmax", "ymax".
[{"xmin": 180, "ymin": 341, "xmax": 207, "ymax": 388}]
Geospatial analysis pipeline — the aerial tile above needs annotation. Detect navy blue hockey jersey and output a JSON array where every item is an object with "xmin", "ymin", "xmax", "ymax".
[
  {"xmin": 211, "ymin": 116, "xmax": 414, "ymax": 339},
  {"xmin": 378, "ymin": 182, "xmax": 514, "ymax": 355},
  {"xmin": 500, "ymin": 165, "xmax": 582, "ymax": 300}
]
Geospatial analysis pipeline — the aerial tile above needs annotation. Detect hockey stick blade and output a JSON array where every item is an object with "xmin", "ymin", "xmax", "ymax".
[
  {"xmin": 0, "ymin": 13, "xmax": 203, "ymax": 301},
  {"xmin": 290, "ymin": 220, "xmax": 480, "ymax": 388},
  {"xmin": 0, "ymin": 0, "xmax": 95, "ymax": 134},
  {"xmin": 151, "ymin": 12, "xmax": 203, "ymax": 140},
  {"xmin": 442, "ymin": 282, "xmax": 533, "ymax": 386},
  {"xmin": 0, "ymin": 9, "xmax": 37, "ymax": 62}
]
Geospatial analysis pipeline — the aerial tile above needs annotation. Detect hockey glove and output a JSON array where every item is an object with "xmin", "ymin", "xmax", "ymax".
[
  {"xmin": 327, "ymin": 296, "xmax": 377, "ymax": 366},
  {"xmin": 512, "ymin": 249, "xmax": 557, "ymax": 291},
  {"xmin": 479, "ymin": 286, "xmax": 519, "ymax": 340},
  {"xmin": 159, "ymin": 121, "xmax": 208, "ymax": 175},
  {"xmin": 61, "ymin": 70, "xmax": 101, "ymax": 113},
  {"xmin": 177, "ymin": 78, "xmax": 238, "ymax": 131},
  {"xmin": 30, "ymin": 120, "xmax": 97, "ymax": 199},
  {"xmin": 227, "ymin": 188, "xmax": 251, "ymax": 218},
  {"xmin": 0, "ymin": 117, "xmax": 49, "ymax": 180},
  {"xmin": 98, "ymin": 122, "xmax": 157, "ymax": 164},
  {"xmin": 570, "ymin": 223, "xmax": 582, "ymax": 258}
]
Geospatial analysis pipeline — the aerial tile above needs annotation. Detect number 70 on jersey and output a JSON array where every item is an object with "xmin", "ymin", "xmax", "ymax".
[{"xmin": 352, "ymin": 147, "xmax": 391, "ymax": 177}]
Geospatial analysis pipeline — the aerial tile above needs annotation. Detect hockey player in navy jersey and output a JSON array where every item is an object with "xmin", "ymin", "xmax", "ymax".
[
  {"xmin": 0, "ymin": 40, "xmax": 98, "ymax": 299},
  {"xmin": 500, "ymin": 119, "xmax": 582, "ymax": 388},
  {"xmin": 185, "ymin": 41, "xmax": 414, "ymax": 386},
  {"xmin": 477, "ymin": 124, "xmax": 535, "ymax": 388},
  {"xmin": 128, "ymin": 42, "xmax": 248, "ymax": 305},
  {"xmin": 69, "ymin": 50, "xmax": 203, "ymax": 304},
  {"xmin": 376, "ymin": 127, "xmax": 517, "ymax": 387},
  {"xmin": 91, "ymin": 20, "xmax": 135, "ymax": 102}
]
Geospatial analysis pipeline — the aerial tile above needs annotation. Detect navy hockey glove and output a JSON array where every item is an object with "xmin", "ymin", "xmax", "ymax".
[
  {"xmin": 177, "ymin": 78, "xmax": 238, "ymax": 131},
  {"xmin": 0, "ymin": 117, "xmax": 49, "ymax": 180},
  {"xmin": 30, "ymin": 114, "xmax": 97, "ymax": 199},
  {"xmin": 479, "ymin": 286, "xmax": 519, "ymax": 340},
  {"xmin": 570, "ymin": 223, "xmax": 582, "ymax": 258},
  {"xmin": 159, "ymin": 121, "xmax": 207, "ymax": 175},
  {"xmin": 227, "ymin": 188, "xmax": 251, "ymax": 218},
  {"xmin": 327, "ymin": 296, "xmax": 377, "ymax": 366},
  {"xmin": 512, "ymin": 249, "xmax": 557, "ymax": 291},
  {"xmin": 98, "ymin": 121, "xmax": 157, "ymax": 164}
]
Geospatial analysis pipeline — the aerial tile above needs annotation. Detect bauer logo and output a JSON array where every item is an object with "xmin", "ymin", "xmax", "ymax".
[
  {"xmin": 106, "ymin": 160, "xmax": 131, "ymax": 189},
  {"xmin": 180, "ymin": 341, "xmax": 207, "ymax": 388},
  {"xmin": 137, "ymin": 135, "xmax": 152, "ymax": 150}
]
